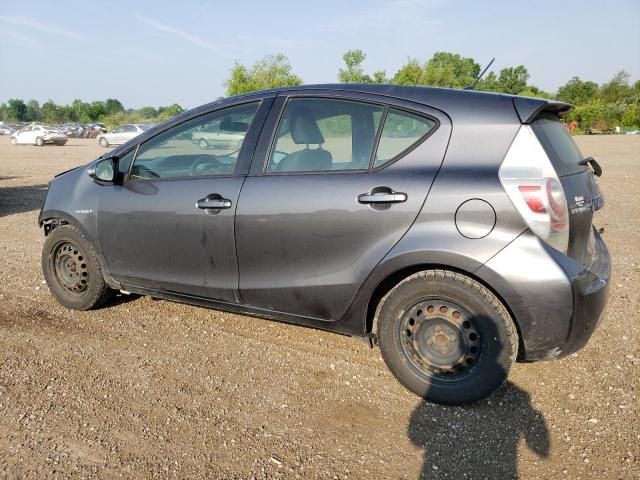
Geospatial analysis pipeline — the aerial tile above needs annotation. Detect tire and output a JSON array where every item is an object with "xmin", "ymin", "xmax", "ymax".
[
  {"xmin": 198, "ymin": 138, "xmax": 209, "ymax": 149},
  {"xmin": 11, "ymin": 137, "xmax": 17, "ymax": 145},
  {"xmin": 42, "ymin": 224, "xmax": 113, "ymax": 310},
  {"xmin": 99, "ymin": 137, "xmax": 109, "ymax": 148},
  {"xmin": 376, "ymin": 270, "xmax": 518, "ymax": 405},
  {"xmin": 35, "ymin": 137, "xmax": 44, "ymax": 146}
]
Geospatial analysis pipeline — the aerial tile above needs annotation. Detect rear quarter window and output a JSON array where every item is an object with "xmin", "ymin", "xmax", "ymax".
[
  {"xmin": 373, "ymin": 109, "xmax": 436, "ymax": 168},
  {"xmin": 531, "ymin": 114, "xmax": 587, "ymax": 176}
]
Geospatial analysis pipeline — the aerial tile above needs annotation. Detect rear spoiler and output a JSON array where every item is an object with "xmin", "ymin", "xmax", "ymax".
[{"xmin": 513, "ymin": 97, "xmax": 574, "ymax": 124}]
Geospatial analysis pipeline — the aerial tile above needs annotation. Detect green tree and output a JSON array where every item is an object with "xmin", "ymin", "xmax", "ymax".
[
  {"xmin": 87, "ymin": 101, "xmax": 107, "ymax": 121},
  {"xmin": 41, "ymin": 100, "xmax": 62, "ymax": 124},
  {"xmin": 497, "ymin": 65, "xmax": 530, "ymax": 94},
  {"xmin": 71, "ymin": 99, "xmax": 92, "ymax": 123},
  {"xmin": 25, "ymin": 100, "xmax": 42, "ymax": 122},
  {"xmin": 105, "ymin": 98, "xmax": 125, "ymax": 115},
  {"xmin": 138, "ymin": 106, "xmax": 158, "ymax": 119},
  {"xmin": 338, "ymin": 49, "xmax": 387, "ymax": 84},
  {"xmin": 156, "ymin": 104, "xmax": 184, "ymax": 121},
  {"xmin": 339, "ymin": 49, "xmax": 367, "ymax": 83},
  {"xmin": 6, "ymin": 99, "xmax": 27, "ymax": 121},
  {"xmin": 392, "ymin": 58, "xmax": 425, "ymax": 86},
  {"xmin": 422, "ymin": 52, "xmax": 480, "ymax": 88},
  {"xmin": 371, "ymin": 70, "xmax": 388, "ymax": 84},
  {"xmin": 225, "ymin": 54, "xmax": 302, "ymax": 96},
  {"xmin": 557, "ymin": 77, "xmax": 599, "ymax": 105},
  {"xmin": 621, "ymin": 103, "xmax": 639, "ymax": 128},
  {"xmin": 476, "ymin": 71, "xmax": 500, "ymax": 92},
  {"xmin": 599, "ymin": 70, "xmax": 633, "ymax": 104}
]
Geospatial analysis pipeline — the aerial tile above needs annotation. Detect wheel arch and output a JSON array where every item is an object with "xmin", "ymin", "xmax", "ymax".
[
  {"xmin": 39, "ymin": 212, "xmax": 121, "ymax": 290},
  {"xmin": 364, "ymin": 261, "xmax": 525, "ymax": 360},
  {"xmin": 40, "ymin": 210, "xmax": 88, "ymax": 237}
]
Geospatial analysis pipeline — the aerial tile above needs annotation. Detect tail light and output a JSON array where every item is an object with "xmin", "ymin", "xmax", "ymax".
[{"xmin": 499, "ymin": 126, "xmax": 570, "ymax": 253}]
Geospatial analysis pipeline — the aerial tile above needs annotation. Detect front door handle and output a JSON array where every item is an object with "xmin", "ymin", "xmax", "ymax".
[
  {"xmin": 358, "ymin": 189, "xmax": 407, "ymax": 204},
  {"xmin": 196, "ymin": 195, "xmax": 232, "ymax": 210}
]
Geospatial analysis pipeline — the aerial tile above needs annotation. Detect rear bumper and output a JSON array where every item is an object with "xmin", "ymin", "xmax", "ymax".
[
  {"xmin": 45, "ymin": 135, "xmax": 67, "ymax": 143},
  {"xmin": 476, "ymin": 228, "xmax": 611, "ymax": 361},
  {"xmin": 562, "ymin": 229, "xmax": 611, "ymax": 355}
]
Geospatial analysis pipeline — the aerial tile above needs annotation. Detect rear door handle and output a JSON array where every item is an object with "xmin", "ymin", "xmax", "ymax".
[
  {"xmin": 196, "ymin": 195, "xmax": 232, "ymax": 210},
  {"xmin": 358, "ymin": 190, "xmax": 407, "ymax": 204}
]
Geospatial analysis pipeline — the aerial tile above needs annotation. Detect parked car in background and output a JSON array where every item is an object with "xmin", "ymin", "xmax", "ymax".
[
  {"xmin": 191, "ymin": 116, "xmax": 248, "ymax": 150},
  {"xmin": 0, "ymin": 124, "xmax": 15, "ymax": 135},
  {"xmin": 11, "ymin": 125, "xmax": 67, "ymax": 146},
  {"xmin": 97, "ymin": 124, "xmax": 152, "ymax": 147},
  {"xmin": 39, "ymin": 85, "xmax": 610, "ymax": 405}
]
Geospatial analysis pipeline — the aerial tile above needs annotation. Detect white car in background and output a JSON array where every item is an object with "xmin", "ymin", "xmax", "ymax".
[
  {"xmin": 191, "ymin": 117, "xmax": 248, "ymax": 150},
  {"xmin": 11, "ymin": 125, "xmax": 67, "ymax": 146},
  {"xmin": 97, "ymin": 124, "xmax": 152, "ymax": 147},
  {"xmin": 0, "ymin": 125, "xmax": 15, "ymax": 135}
]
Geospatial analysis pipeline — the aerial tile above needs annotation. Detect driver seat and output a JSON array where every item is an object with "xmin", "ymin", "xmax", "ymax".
[{"xmin": 276, "ymin": 106, "xmax": 332, "ymax": 172}]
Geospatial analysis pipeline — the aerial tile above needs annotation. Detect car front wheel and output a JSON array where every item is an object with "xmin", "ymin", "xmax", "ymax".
[
  {"xmin": 35, "ymin": 137, "xmax": 44, "ymax": 146},
  {"xmin": 99, "ymin": 137, "xmax": 109, "ymax": 147},
  {"xmin": 42, "ymin": 224, "xmax": 113, "ymax": 310},
  {"xmin": 376, "ymin": 270, "xmax": 518, "ymax": 405}
]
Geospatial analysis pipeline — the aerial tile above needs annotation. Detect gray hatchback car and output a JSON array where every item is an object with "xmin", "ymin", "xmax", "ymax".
[{"xmin": 39, "ymin": 85, "xmax": 611, "ymax": 405}]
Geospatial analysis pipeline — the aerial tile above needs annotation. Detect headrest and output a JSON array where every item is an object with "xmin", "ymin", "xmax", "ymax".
[{"xmin": 290, "ymin": 106, "xmax": 324, "ymax": 144}]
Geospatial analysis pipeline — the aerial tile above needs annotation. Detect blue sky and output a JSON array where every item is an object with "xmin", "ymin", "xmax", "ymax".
[{"xmin": 1, "ymin": 0, "xmax": 638, "ymax": 109}]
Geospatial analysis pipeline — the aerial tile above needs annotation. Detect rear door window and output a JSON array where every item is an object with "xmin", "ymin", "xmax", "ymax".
[
  {"xmin": 531, "ymin": 114, "xmax": 588, "ymax": 176},
  {"xmin": 267, "ymin": 98, "xmax": 384, "ymax": 173}
]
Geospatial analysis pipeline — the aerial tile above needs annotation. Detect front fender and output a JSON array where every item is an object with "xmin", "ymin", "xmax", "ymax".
[{"xmin": 39, "ymin": 166, "xmax": 120, "ymax": 289}]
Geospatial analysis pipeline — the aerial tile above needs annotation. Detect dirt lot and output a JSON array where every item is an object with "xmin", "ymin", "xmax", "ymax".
[{"xmin": 0, "ymin": 135, "xmax": 638, "ymax": 479}]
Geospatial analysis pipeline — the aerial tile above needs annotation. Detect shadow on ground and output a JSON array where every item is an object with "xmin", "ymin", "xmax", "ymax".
[
  {"xmin": 0, "ymin": 184, "xmax": 47, "ymax": 218},
  {"xmin": 409, "ymin": 382, "xmax": 549, "ymax": 479},
  {"xmin": 106, "ymin": 291, "xmax": 142, "ymax": 308}
]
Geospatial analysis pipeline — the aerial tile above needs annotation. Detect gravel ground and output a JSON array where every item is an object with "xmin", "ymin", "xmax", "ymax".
[{"xmin": 0, "ymin": 136, "xmax": 638, "ymax": 479}]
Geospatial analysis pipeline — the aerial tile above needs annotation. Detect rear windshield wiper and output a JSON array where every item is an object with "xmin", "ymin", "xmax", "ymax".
[{"xmin": 579, "ymin": 156, "xmax": 602, "ymax": 177}]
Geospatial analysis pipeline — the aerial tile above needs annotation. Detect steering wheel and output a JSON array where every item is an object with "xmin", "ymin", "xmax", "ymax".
[{"xmin": 191, "ymin": 155, "xmax": 223, "ymax": 177}]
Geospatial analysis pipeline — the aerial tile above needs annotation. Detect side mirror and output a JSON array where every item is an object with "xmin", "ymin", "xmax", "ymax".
[{"xmin": 88, "ymin": 157, "xmax": 117, "ymax": 183}]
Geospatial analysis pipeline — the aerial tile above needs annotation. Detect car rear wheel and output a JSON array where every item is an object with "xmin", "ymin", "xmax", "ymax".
[
  {"xmin": 35, "ymin": 137, "xmax": 44, "ymax": 146},
  {"xmin": 42, "ymin": 224, "xmax": 113, "ymax": 310},
  {"xmin": 99, "ymin": 137, "xmax": 109, "ymax": 148},
  {"xmin": 376, "ymin": 270, "xmax": 518, "ymax": 405},
  {"xmin": 198, "ymin": 138, "xmax": 209, "ymax": 149}
]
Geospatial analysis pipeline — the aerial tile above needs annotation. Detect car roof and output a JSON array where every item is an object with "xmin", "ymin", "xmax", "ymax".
[{"xmin": 214, "ymin": 84, "xmax": 573, "ymax": 123}]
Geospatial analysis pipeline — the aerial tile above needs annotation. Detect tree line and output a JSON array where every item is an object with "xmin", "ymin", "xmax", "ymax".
[
  {"xmin": 2, "ymin": 50, "xmax": 638, "ymax": 133},
  {"xmin": 0, "ymin": 98, "xmax": 184, "ymax": 129},
  {"xmin": 226, "ymin": 50, "xmax": 640, "ymax": 133}
]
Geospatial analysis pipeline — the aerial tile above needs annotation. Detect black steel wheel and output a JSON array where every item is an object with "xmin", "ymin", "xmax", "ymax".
[
  {"xmin": 52, "ymin": 241, "xmax": 90, "ymax": 294},
  {"xmin": 377, "ymin": 270, "xmax": 518, "ymax": 405},
  {"xmin": 399, "ymin": 299, "xmax": 482, "ymax": 380},
  {"xmin": 42, "ymin": 224, "xmax": 113, "ymax": 310}
]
